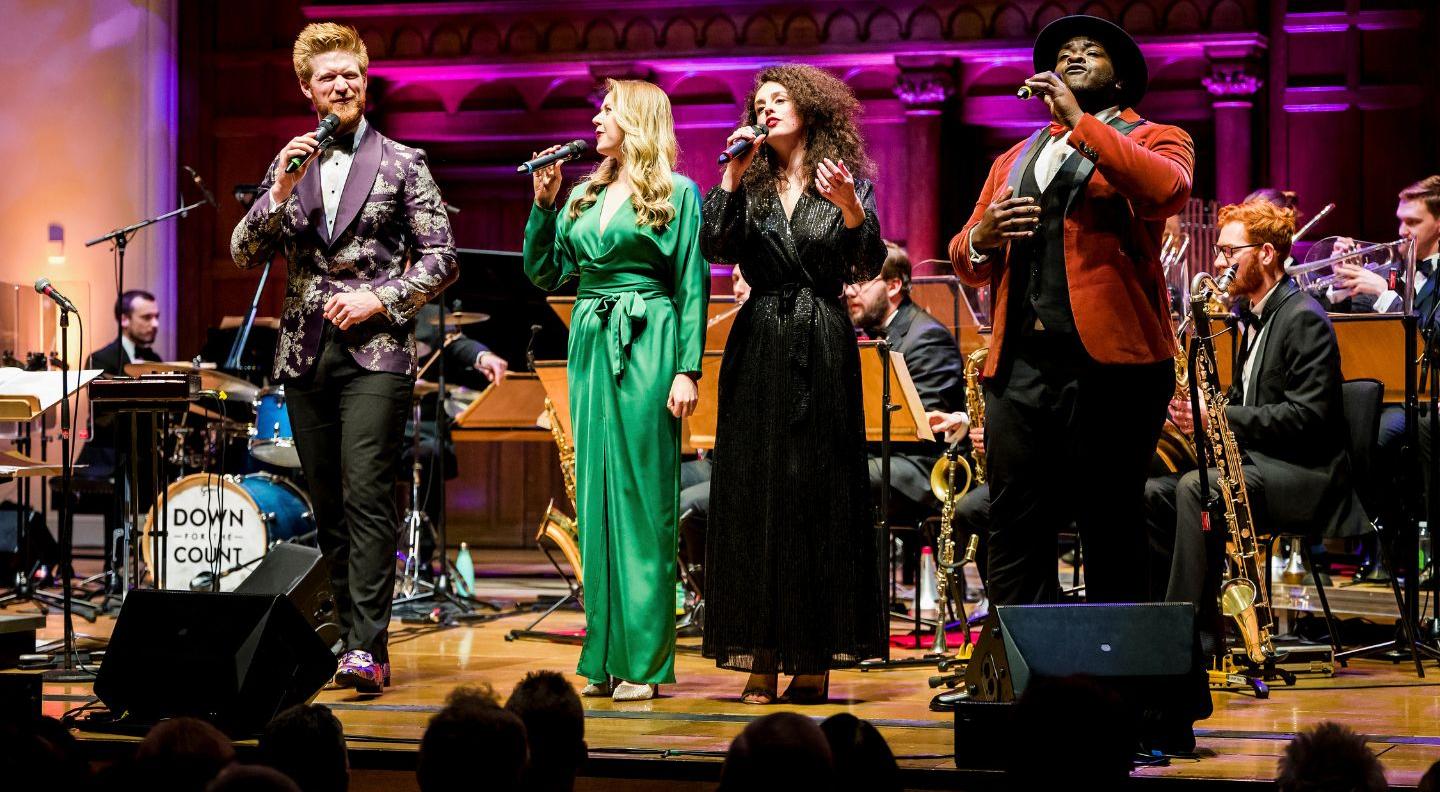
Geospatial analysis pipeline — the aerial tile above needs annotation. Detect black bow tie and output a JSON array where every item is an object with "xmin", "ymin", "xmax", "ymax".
[
  {"xmin": 1236, "ymin": 304, "xmax": 1268, "ymax": 331},
  {"xmin": 1420, "ymin": 257, "xmax": 1436, "ymax": 278},
  {"xmin": 328, "ymin": 133, "xmax": 357, "ymax": 154}
]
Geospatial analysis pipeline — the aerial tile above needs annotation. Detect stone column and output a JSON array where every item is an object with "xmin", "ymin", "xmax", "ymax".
[
  {"xmin": 894, "ymin": 66, "xmax": 954, "ymax": 273},
  {"xmin": 1203, "ymin": 61, "xmax": 1263, "ymax": 205}
]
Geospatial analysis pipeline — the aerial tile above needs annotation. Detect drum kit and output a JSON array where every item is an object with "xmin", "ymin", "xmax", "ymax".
[
  {"xmin": 119, "ymin": 308, "xmax": 491, "ymax": 594},
  {"xmin": 121, "ymin": 361, "xmax": 315, "ymax": 591}
]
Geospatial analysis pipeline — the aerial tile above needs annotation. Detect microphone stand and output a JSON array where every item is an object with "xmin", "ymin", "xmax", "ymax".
[
  {"xmin": 86, "ymin": 199, "xmax": 208, "ymax": 357},
  {"xmin": 43, "ymin": 303, "xmax": 91, "ymax": 681}
]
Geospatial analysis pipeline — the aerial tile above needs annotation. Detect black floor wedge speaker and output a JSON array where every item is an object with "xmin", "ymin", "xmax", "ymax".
[
  {"xmin": 955, "ymin": 603, "xmax": 1208, "ymax": 767},
  {"xmin": 236, "ymin": 543, "xmax": 338, "ymax": 646},
  {"xmin": 93, "ymin": 589, "xmax": 338, "ymax": 736}
]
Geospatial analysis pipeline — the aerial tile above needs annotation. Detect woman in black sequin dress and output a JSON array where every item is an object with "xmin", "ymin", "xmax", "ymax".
[{"xmin": 700, "ymin": 64, "xmax": 888, "ymax": 704}]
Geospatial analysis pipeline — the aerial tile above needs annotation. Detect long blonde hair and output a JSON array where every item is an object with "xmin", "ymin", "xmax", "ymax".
[{"xmin": 568, "ymin": 79, "xmax": 678, "ymax": 230}]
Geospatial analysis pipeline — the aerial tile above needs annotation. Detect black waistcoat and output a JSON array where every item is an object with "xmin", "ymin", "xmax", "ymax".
[{"xmin": 1007, "ymin": 142, "xmax": 1085, "ymax": 336}]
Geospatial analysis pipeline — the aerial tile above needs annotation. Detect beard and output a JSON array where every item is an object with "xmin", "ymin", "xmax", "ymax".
[
  {"xmin": 851, "ymin": 294, "xmax": 889, "ymax": 331},
  {"xmin": 1227, "ymin": 259, "xmax": 1264, "ymax": 302},
  {"xmin": 318, "ymin": 91, "xmax": 365, "ymax": 130}
]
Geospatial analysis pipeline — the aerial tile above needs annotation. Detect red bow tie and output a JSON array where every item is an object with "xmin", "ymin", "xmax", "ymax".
[{"xmin": 1048, "ymin": 122, "xmax": 1069, "ymax": 138}]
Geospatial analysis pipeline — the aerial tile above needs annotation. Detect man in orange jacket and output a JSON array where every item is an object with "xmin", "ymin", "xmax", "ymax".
[{"xmin": 948, "ymin": 15, "xmax": 1194, "ymax": 607}]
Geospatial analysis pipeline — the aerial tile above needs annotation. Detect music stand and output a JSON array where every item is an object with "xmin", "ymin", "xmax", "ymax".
[
  {"xmin": 0, "ymin": 366, "xmax": 101, "ymax": 679},
  {"xmin": 856, "ymin": 340, "xmax": 937, "ymax": 670}
]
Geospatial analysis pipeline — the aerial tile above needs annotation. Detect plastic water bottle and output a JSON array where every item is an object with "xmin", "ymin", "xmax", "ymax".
[
  {"xmin": 918, "ymin": 546, "xmax": 939, "ymax": 617},
  {"xmin": 455, "ymin": 542, "xmax": 475, "ymax": 598}
]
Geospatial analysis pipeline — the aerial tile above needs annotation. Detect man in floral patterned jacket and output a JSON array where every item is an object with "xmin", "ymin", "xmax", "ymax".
[{"xmin": 231, "ymin": 22, "xmax": 457, "ymax": 695}]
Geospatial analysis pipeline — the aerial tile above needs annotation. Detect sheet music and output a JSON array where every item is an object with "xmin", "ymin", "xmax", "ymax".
[{"xmin": 0, "ymin": 367, "xmax": 103, "ymax": 415}]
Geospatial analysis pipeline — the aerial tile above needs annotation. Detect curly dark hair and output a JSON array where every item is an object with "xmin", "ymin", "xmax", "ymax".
[{"xmin": 739, "ymin": 64, "xmax": 874, "ymax": 195}]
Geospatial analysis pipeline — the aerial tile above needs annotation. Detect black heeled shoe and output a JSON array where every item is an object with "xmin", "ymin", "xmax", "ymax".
[{"xmin": 780, "ymin": 673, "xmax": 830, "ymax": 704}]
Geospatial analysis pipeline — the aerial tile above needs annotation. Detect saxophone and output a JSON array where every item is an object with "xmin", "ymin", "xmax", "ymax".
[
  {"xmin": 964, "ymin": 346, "xmax": 989, "ymax": 484},
  {"xmin": 537, "ymin": 397, "xmax": 582, "ymax": 580},
  {"xmin": 1189, "ymin": 269, "xmax": 1276, "ymax": 664}
]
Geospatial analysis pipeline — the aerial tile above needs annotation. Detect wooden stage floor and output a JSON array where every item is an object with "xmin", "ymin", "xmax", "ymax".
[{"xmin": 15, "ymin": 555, "xmax": 1440, "ymax": 790}]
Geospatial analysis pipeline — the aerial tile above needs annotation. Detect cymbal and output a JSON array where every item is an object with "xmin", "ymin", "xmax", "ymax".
[
  {"xmin": 123, "ymin": 362, "xmax": 260, "ymax": 403},
  {"xmin": 423, "ymin": 311, "xmax": 490, "ymax": 327}
]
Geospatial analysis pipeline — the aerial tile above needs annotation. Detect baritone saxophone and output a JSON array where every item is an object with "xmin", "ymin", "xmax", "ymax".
[{"xmin": 1189, "ymin": 268, "xmax": 1276, "ymax": 664}]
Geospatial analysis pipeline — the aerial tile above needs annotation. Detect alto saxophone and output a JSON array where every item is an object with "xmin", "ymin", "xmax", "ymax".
[
  {"xmin": 537, "ymin": 397, "xmax": 582, "ymax": 580},
  {"xmin": 1189, "ymin": 268, "xmax": 1276, "ymax": 664}
]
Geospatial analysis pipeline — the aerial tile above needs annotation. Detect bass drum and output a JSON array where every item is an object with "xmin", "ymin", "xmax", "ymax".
[{"xmin": 142, "ymin": 473, "xmax": 315, "ymax": 591}]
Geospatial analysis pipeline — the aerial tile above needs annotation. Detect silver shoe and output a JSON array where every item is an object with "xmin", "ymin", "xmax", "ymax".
[
  {"xmin": 612, "ymin": 682, "xmax": 656, "ymax": 701},
  {"xmin": 580, "ymin": 680, "xmax": 614, "ymax": 697}
]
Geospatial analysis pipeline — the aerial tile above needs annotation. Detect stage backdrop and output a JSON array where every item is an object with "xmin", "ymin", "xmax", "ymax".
[{"xmin": 176, "ymin": 0, "xmax": 1439, "ymax": 548}]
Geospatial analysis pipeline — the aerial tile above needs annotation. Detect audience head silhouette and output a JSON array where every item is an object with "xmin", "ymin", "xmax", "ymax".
[
  {"xmin": 419, "ymin": 684, "xmax": 527, "ymax": 792},
  {"xmin": 820, "ymin": 713, "xmax": 899, "ymax": 792},
  {"xmin": 1277, "ymin": 722, "xmax": 1387, "ymax": 792},
  {"xmin": 260, "ymin": 703, "xmax": 349, "ymax": 792},
  {"xmin": 134, "ymin": 717, "xmax": 236, "ymax": 792},
  {"xmin": 505, "ymin": 670, "xmax": 587, "ymax": 792},
  {"xmin": 718, "ymin": 712, "xmax": 835, "ymax": 792}
]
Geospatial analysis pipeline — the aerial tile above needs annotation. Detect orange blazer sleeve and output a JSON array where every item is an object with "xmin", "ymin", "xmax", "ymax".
[{"xmin": 948, "ymin": 143, "xmax": 1024, "ymax": 288}]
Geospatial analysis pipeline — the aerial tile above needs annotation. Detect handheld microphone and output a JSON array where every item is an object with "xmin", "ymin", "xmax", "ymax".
[
  {"xmin": 183, "ymin": 165, "xmax": 218, "ymax": 207},
  {"xmin": 718, "ymin": 125, "xmax": 768, "ymax": 165},
  {"xmin": 518, "ymin": 140, "xmax": 589, "ymax": 174},
  {"xmin": 285, "ymin": 113, "xmax": 341, "ymax": 174},
  {"xmin": 1016, "ymin": 86, "xmax": 1034, "ymax": 100},
  {"xmin": 34, "ymin": 278, "xmax": 77, "ymax": 313}
]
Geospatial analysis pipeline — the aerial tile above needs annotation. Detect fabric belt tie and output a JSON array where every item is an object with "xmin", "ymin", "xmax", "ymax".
[{"xmin": 581, "ymin": 287, "xmax": 665, "ymax": 381}]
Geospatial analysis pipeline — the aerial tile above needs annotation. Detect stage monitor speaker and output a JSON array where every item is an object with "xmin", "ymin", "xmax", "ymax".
[
  {"xmin": 236, "ymin": 543, "xmax": 337, "ymax": 646},
  {"xmin": 93, "ymin": 590, "xmax": 338, "ymax": 736},
  {"xmin": 956, "ymin": 603, "xmax": 1204, "ymax": 767}
]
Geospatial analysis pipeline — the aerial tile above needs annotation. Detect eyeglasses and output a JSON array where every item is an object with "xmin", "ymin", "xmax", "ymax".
[{"xmin": 1212, "ymin": 242, "xmax": 1263, "ymax": 261}]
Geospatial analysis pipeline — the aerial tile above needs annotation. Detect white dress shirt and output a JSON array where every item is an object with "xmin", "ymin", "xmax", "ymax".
[
  {"xmin": 1241, "ymin": 279, "xmax": 1283, "ymax": 404},
  {"xmin": 268, "ymin": 116, "xmax": 368, "ymax": 236}
]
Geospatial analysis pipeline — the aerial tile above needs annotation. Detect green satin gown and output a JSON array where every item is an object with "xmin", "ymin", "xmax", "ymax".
[{"xmin": 523, "ymin": 173, "xmax": 709, "ymax": 684}]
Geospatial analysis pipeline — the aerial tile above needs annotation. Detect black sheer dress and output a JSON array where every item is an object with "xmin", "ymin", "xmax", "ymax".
[{"xmin": 699, "ymin": 178, "xmax": 888, "ymax": 674}]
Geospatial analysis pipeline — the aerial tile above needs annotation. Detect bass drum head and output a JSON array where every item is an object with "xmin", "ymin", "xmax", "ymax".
[{"xmin": 141, "ymin": 474, "xmax": 268, "ymax": 592}]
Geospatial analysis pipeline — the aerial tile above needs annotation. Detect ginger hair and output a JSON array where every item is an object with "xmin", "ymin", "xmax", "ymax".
[
  {"xmin": 1218, "ymin": 199, "xmax": 1297, "ymax": 264},
  {"xmin": 293, "ymin": 22, "xmax": 368, "ymax": 83}
]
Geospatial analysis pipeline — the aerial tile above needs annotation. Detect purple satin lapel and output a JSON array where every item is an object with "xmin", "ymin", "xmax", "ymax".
[
  {"xmin": 296, "ymin": 155, "xmax": 326, "ymax": 242},
  {"xmin": 328, "ymin": 130, "xmax": 382, "ymax": 250}
]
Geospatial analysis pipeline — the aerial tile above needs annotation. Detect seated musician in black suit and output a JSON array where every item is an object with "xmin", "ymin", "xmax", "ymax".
[
  {"xmin": 1319, "ymin": 177, "xmax": 1440, "ymax": 579},
  {"xmin": 1160, "ymin": 200, "xmax": 1368, "ymax": 640},
  {"xmin": 79, "ymin": 290, "xmax": 164, "ymax": 481},
  {"xmin": 89, "ymin": 290, "xmax": 162, "ymax": 375},
  {"xmin": 405, "ymin": 301, "xmax": 507, "ymax": 574},
  {"xmin": 846, "ymin": 243, "xmax": 965, "ymax": 521}
]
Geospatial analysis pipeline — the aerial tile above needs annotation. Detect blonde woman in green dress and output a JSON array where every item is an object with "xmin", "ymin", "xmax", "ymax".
[{"xmin": 523, "ymin": 79, "xmax": 709, "ymax": 701}]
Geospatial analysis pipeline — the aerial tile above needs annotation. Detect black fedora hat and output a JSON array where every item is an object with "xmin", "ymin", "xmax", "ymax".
[{"xmin": 1032, "ymin": 15, "xmax": 1148, "ymax": 108}]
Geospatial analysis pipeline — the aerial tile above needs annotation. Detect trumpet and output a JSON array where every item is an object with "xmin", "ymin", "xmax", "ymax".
[{"xmin": 1285, "ymin": 237, "xmax": 1400, "ymax": 292}]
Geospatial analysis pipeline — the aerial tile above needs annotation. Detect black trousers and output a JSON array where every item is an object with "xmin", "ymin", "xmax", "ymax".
[
  {"xmin": 984, "ymin": 331, "xmax": 1172, "ymax": 605},
  {"xmin": 285, "ymin": 331, "xmax": 410, "ymax": 664}
]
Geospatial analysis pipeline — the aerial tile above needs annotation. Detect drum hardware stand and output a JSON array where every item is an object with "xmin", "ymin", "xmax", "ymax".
[{"xmin": 393, "ymin": 304, "xmax": 503, "ymax": 623}]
